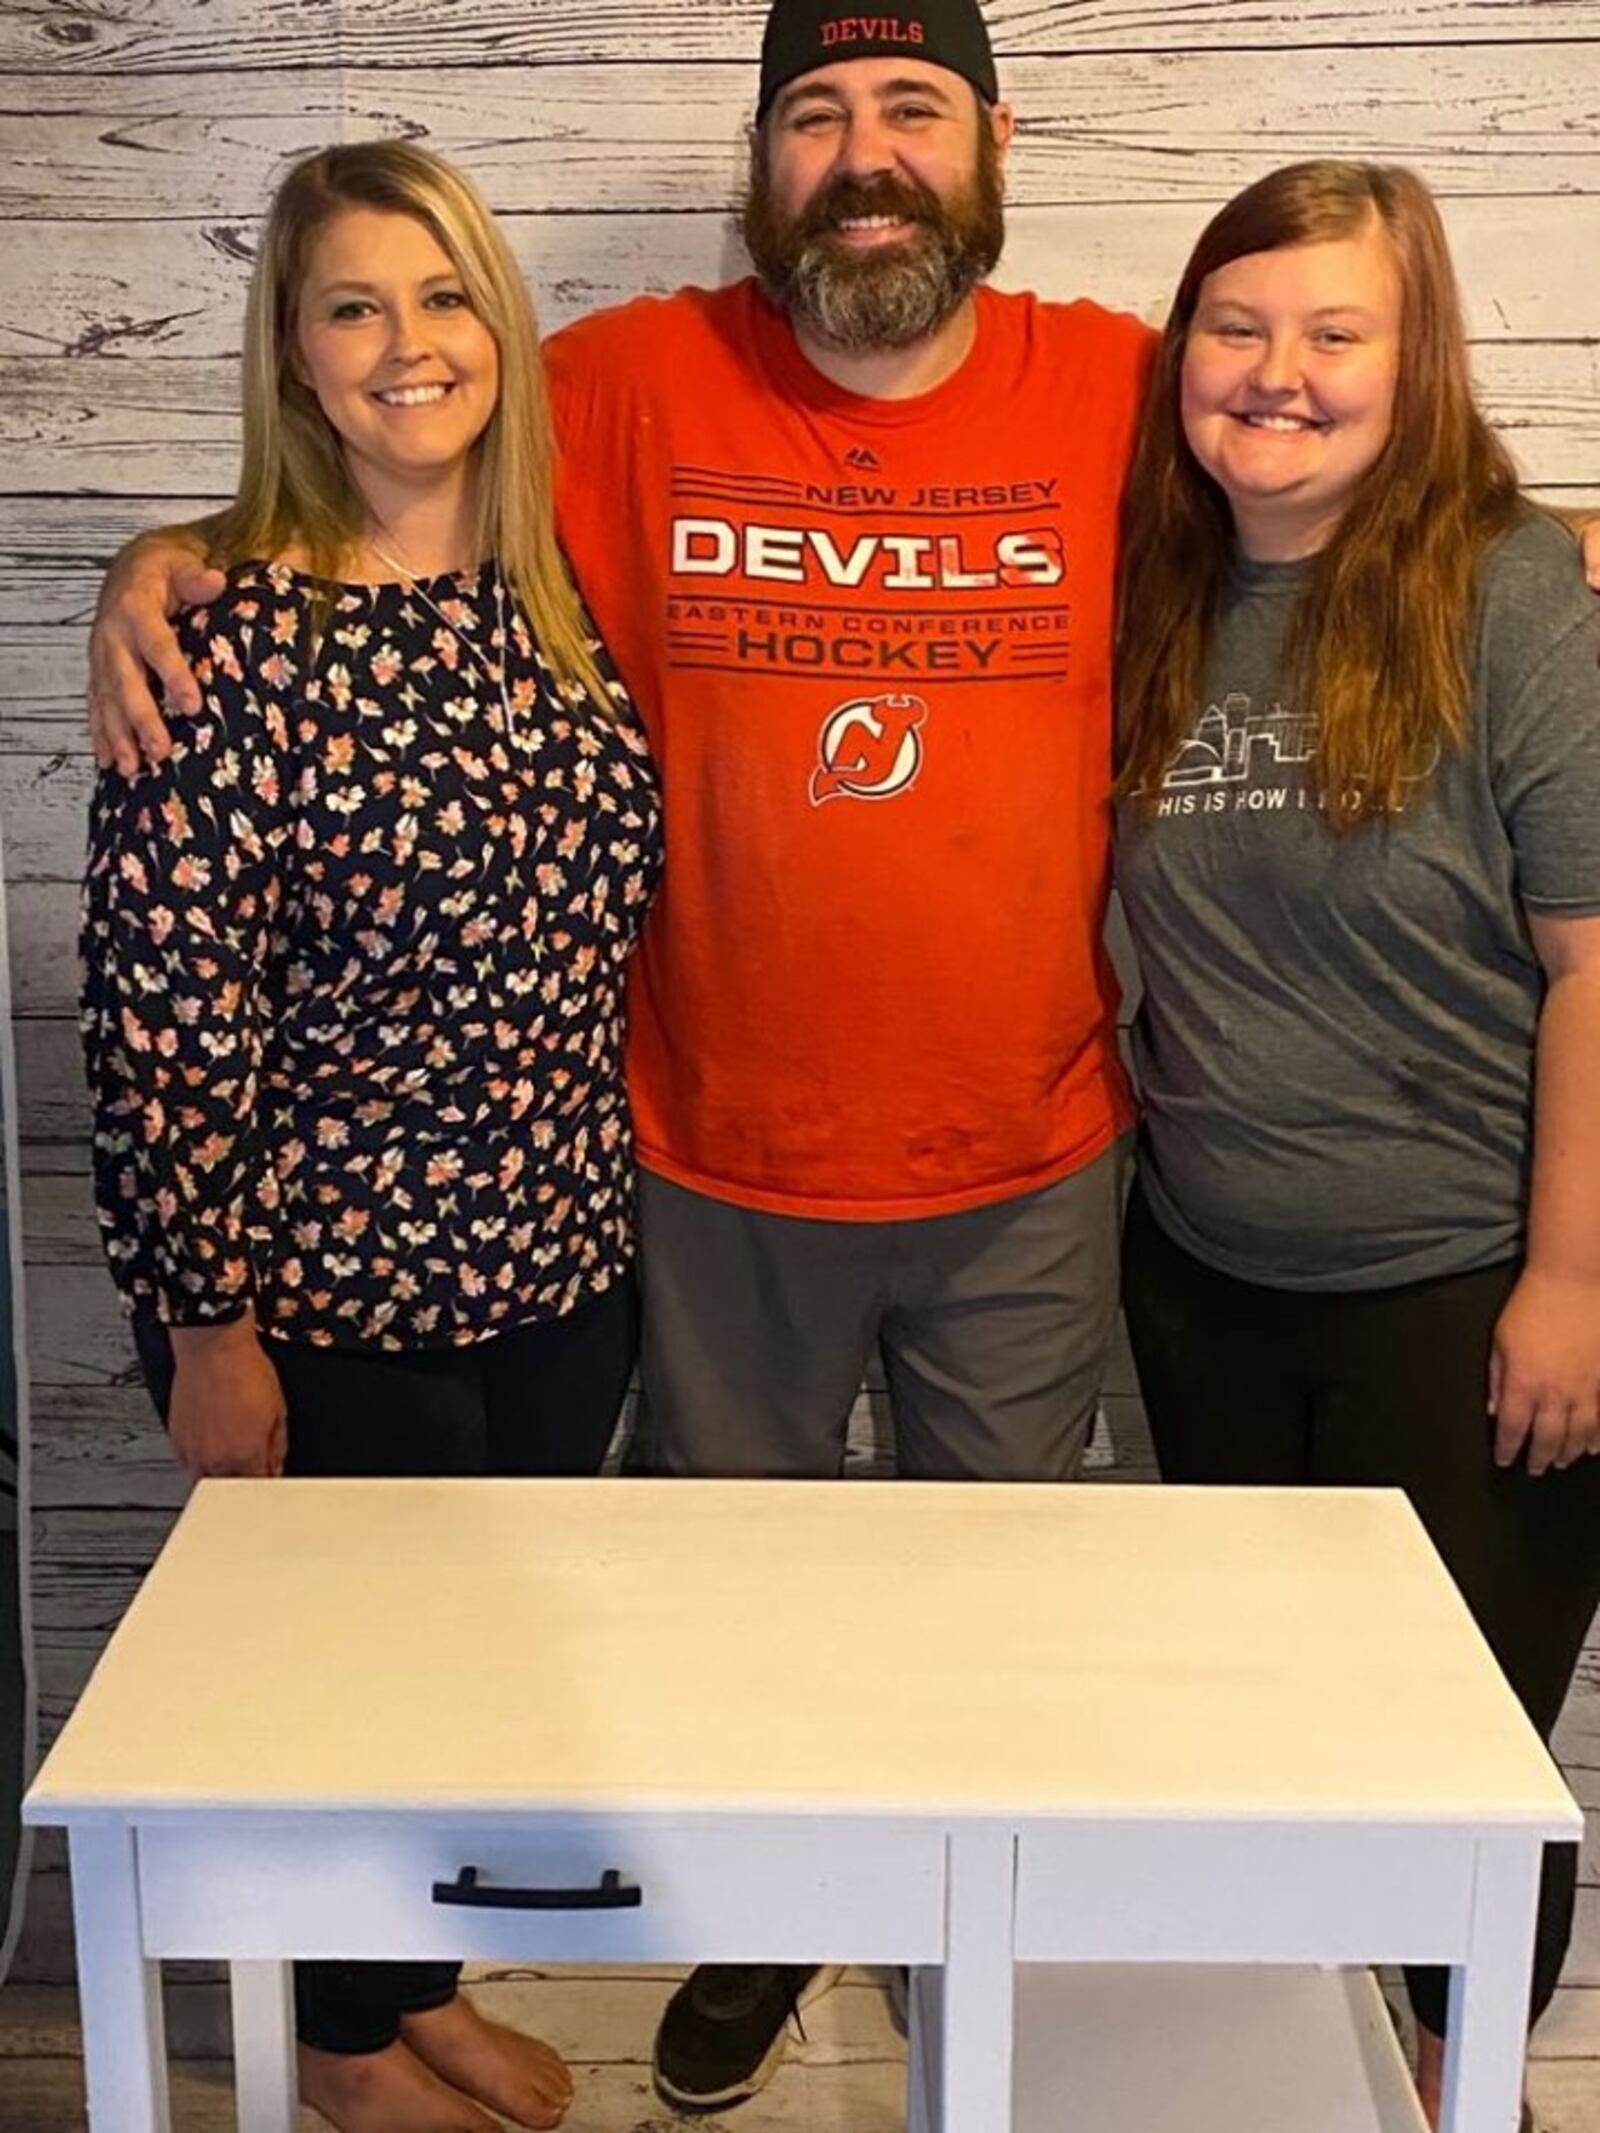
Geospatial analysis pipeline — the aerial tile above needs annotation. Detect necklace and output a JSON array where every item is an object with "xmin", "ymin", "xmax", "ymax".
[{"xmin": 364, "ymin": 530, "xmax": 522, "ymax": 745}]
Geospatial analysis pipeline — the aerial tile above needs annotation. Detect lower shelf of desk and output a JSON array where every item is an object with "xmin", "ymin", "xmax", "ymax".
[{"xmin": 1009, "ymin": 1964, "xmax": 1427, "ymax": 2133}]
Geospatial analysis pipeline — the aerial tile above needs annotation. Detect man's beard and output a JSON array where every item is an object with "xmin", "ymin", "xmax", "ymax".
[{"xmin": 741, "ymin": 128, "xmax": 1005, "ymax": 353}]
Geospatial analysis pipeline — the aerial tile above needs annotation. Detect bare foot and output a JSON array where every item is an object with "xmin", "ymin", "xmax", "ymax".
[
  {"xmin": 296, "ymin": 2037, "xmax": 499, "ymax": 2133},
  {"xmin": 403, "ymin": 1991, "xmax": 576, "ymax": 2130}
]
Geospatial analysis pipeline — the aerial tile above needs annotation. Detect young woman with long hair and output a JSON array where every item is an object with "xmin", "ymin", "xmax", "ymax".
[
  {"xmin": 81, "ymin": 142, "xmax": 662, "ymax": 2133},
  {"xmin": 1115, "ymin": 159, "xmax": 1600, "ymax": 2131}
]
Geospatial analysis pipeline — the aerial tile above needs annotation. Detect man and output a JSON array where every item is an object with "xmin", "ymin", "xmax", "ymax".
[{"xmin": 540, "ymin": 0, "xmax": 1149, "ymax": 1518}]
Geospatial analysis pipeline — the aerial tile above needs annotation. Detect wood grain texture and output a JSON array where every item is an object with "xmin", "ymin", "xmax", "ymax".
[
  {"xmin": 6, "ymin": 50, "xmax": 1600, "ymax": 219},
  {"xmin": 0, "ymin": 750, "xmax": 95, "ymax": 886},
  {"xmin": 6, "ymin": 883, "xmax": 80, "ymax": 1029},
  {"xmin": 0, "ymin": 359, "xmax": 241, "ymax": 498},
  {"xmin": 0, "ymin": 497, "xmax": 221, "ymax": 637},
  {"xmin": 3, "ymin": 0, "xmax": 1600, "ymax": 74},
  {"xmin": 0, "ymin": 638, "xmax": 89, "ymax": 789},
  {"xmin": 1558, "ymin": 1657, "xmax": 1600, "ymax": 1775},
  {"xmin": 0, "ymin": 1975, "xmax": 235, "ymax": 2058},
  {"xmin": 12, "ymin": 1013, "xmax": 92, "ymax": 1153},
  {"xmin": 6, "ymin": 196, "xmax": 1599, "ymax": 367},
  {"xmin": 30, "ymin": 1509, "xmax": 179, "ymax": 1691},
  {"xmin": 29, "ymin": 1386, "xmax": 184, "ymax": 1512},
  {"xmin": 18, "ymin": 1165, "xmax": 100, "ymax": 1272},
  {"xmin": 22, "ymin": 1251, "xmax": 135, "ymax": 1383}
]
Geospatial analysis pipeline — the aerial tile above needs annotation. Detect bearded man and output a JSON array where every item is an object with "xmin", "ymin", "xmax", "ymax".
[
  {"xmin": 542, "ymin": 0, "xmax": 1149, "ymax": 1515},
  {"xmin": 557, "ymin": 7, "xmax": 1150, "ymax": 2092},
  {"xmin": 88, "ymin": 0, "xmax": 1154, "ymax": 2112}
]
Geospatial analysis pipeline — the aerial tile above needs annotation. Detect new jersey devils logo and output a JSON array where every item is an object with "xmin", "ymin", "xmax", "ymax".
[{"xmin": 810, "ymin": 692, "xmax": 927, "ymax": 806}]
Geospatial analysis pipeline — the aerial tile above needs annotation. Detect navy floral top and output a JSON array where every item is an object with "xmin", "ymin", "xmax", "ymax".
[{"xmin": 83, "ymin": 561, "xmax": 663, "ymax": 1349}]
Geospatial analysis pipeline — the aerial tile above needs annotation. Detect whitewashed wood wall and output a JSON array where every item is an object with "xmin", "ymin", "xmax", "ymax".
[{"xmin": 0, "ymin": 0, "xmax": 1595, "ymax": 1997}]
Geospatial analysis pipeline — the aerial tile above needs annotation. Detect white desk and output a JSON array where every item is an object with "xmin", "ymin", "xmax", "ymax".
[{"xmin": 25, "ymin": 1480, "xmax": 1578, "ymax": 2133}]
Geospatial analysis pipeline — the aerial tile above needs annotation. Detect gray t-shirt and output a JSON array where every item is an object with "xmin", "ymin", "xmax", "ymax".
[{"xmin": 1115, "ymin": 512, "xmax": 1600, "ymax": 1290}]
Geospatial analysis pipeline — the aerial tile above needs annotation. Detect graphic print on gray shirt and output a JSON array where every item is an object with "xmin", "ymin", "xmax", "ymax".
[{"xmin": 1115, "ymin": 512, "xmax": 1600, "ymax": 1290}]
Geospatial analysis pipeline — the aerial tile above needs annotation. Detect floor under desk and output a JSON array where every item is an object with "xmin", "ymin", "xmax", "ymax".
[{"xmin": 1, "ymin": 1962, "xmax": 1597, "ymax": 2133}]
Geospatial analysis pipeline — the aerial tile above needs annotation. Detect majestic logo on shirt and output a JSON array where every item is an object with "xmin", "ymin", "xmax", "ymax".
[
  {"xmin": 810, "ymin": 692, "xmax": 927, "ymax": 805},
  {"xmin": 844, "ymin": 445, "xmax": 882, "ymax": 471}
]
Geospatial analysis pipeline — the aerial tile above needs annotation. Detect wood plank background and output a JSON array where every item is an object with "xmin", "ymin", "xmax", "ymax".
[{"xmin": 0, "ymin": 0, "xmax": 1595, "ymax": 2060}]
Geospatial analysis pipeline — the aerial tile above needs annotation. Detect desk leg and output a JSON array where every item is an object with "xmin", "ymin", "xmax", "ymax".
[
  {"xmin": 907, "ymin": 1967, "xmax": 941, "ymax": 2133},
  {"xmin": 68, "ymin": 1825, "xmax": 171, "ymax": 2133},
  {"xmin": 1440, "ymin": 1835, "xmax": 1542, "ymax": 2133},
  {"xmin": 231, "ymin": 1961, "xmax": 298, "ymax": 2133},
  {"xmin": 929, "ymin": 1827, "xmax": 1014, "ymax": 2133}
]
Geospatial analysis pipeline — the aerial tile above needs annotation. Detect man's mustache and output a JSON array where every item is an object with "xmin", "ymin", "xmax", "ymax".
[{"xmin": 798, "ymin": 176, "xmax": 938, "ymax": 241}]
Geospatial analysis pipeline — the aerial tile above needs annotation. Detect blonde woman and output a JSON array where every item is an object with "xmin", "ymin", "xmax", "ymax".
[
  {"xmin": 82, "ymin": 143, "xmax": 661, "ymax": 2133},
  {"xmin": 1114, "ymin": 161, "xmax": 1600, "ymax": 2131}
]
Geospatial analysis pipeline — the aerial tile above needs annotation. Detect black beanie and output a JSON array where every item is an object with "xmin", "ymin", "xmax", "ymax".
[{"xmin": 757, "ymin": 0, "xmax": 999, "ymax": 122}]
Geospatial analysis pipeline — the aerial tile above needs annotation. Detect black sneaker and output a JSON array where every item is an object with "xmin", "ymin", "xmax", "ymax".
[{"xmin": 652, "ymin": 1963, "xmax": 837, "ymax": 2110}]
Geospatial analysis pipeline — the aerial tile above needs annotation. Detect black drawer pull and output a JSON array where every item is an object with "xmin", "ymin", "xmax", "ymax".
[{"xmin": 431, "ymin": 1865, "xmax": 642, "ymax": 1912}]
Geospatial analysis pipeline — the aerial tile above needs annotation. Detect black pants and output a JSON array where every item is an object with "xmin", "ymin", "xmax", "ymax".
[
  {"xmin": 133, "ymin": 1276, "xmax": 637, "ymax": 2054},
  {"xmin": 1122, "ymin": 1185, "xmax": 1600, "ymax": 2038}
]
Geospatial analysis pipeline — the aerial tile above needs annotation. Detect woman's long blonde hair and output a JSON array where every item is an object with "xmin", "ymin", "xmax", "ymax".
[
  {"xmin": 209, "ymin": 140, "xmax": 609, "ymax": 706},
  {"xmin": 1115, "ymin": 160, "xmax": 1525, "ymax": 826}
]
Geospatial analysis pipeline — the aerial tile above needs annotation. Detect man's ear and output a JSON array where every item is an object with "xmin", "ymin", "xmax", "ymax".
[
  {"xmin": 987, "ymin": 100, "xmax": 1016, "ymax": 165},
  {"xmin": 745, "ymin": 115, "xmax": 770, "ymax": 187}
]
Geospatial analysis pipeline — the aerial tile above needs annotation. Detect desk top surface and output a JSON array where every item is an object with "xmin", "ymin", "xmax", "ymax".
[{"xmin": 26, "ymin": 1480, "xmax": 1578, "ymax": 1831}]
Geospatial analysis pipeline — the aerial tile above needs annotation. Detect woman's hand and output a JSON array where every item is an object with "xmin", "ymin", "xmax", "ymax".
[
  {"xmin": 1489, "ymin": 1268, "xmax": 1600, "ymax": 1475},
  {"xmin": 88, "ymin": 529, "xmax": 225, "ymax": 775},
  {"xmin": 168, "ymin": 1319, "xmax": 289, "ymax": 1481}
]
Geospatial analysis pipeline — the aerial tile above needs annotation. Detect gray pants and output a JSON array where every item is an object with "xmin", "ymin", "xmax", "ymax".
[{"xmin": 635, "ymin": 1143, "xmax": 1126, "ymax": 1480}]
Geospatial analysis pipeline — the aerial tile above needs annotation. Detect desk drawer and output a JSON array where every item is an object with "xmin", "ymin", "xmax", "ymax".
[
  {"xmin": 1013, "ymin": 1822, "xmax": 1476, "ymax": 1964},
  {"xmin": 137, "ymin": 1814, "xmax": 946, "ymax": 1963}
]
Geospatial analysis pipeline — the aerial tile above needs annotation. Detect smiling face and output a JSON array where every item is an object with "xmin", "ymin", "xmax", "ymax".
[
  {"xmin": 742, "ymin": 56, "xmax": 1010, "ymax": 351},
  {"xmin": 293, "ymin": 206, "xmax": 501, "ymax": 519},
  {"xmin": 1180, "ymin": 217, "xmax": 1403, "ymax": 560}
]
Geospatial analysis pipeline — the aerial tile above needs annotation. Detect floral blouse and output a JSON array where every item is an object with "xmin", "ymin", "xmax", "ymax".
[{"xmin": 83, "ymin": 561, "xmax": 663, "ymax": 1349}]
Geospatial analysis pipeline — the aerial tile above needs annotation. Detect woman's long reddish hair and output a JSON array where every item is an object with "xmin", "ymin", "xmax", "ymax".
[{"xmin": 1115, "ymin": 160, "xmax": 1524, "ymax": 826}]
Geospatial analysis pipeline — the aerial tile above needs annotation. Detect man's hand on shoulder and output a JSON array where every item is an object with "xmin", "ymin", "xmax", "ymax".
[
  {"xmin": 1554, "ymin": 504, "xmax": 1600, "ymax": 593},
  {"xmin": 88, "ymin": 528, "xmax": 227, "ymax": 775},
  {"xmin": 1580, "ymin": 513, "xmax": 1600, "ymax": 593}
]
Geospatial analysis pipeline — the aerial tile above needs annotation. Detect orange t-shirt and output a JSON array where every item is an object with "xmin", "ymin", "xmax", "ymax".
[{"xmin": 547, "ymin": 280, "xmax": 1153, "ymax": 1220}]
